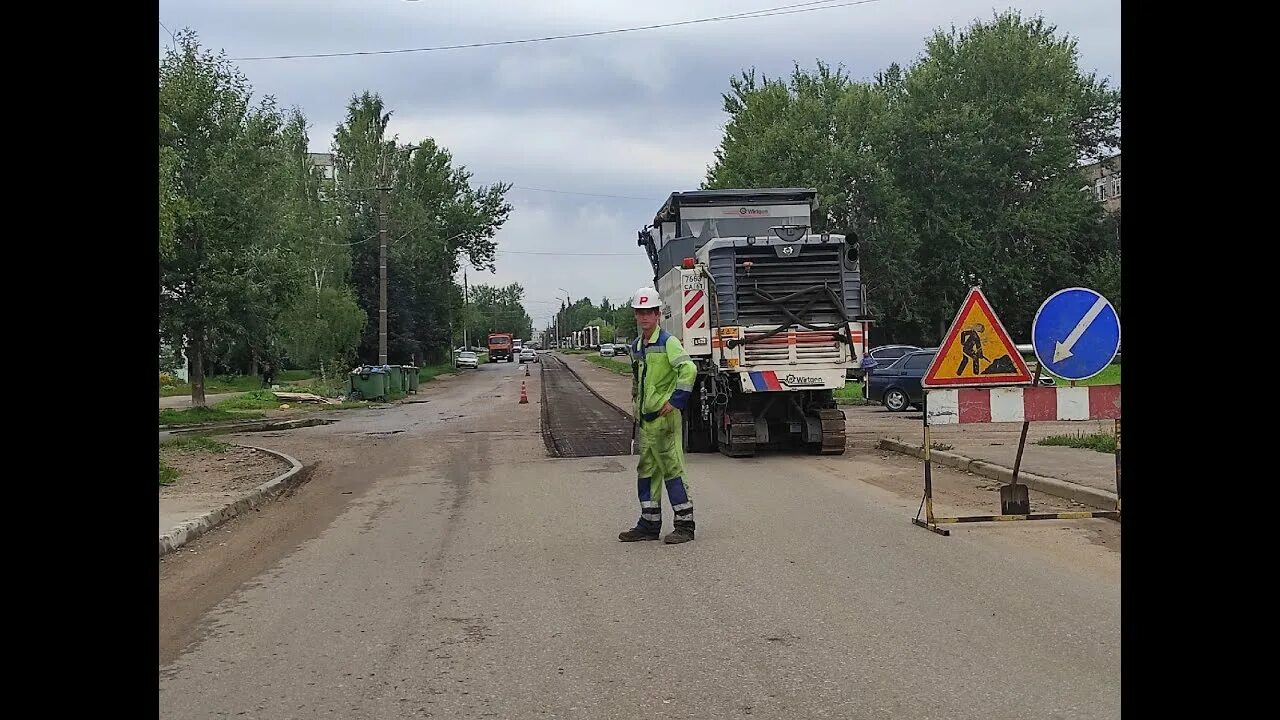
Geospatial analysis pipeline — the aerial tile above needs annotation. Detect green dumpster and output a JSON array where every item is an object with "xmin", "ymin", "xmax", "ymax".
[
  {"xmin": 405, "ymin": 366, "xmax": 420, "ymax": 393},
  {"xmin": 385, "ymin": 365, "xmax": 405, "ymax": 395},
  {"xmin": 349, "ymin": 366, "xmax": 388, "ymax": 401}
]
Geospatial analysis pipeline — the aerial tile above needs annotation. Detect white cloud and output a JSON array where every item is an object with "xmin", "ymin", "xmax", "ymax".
[
  {"xmin": 388, "ymin": 107, "xmax": 721, "ymax": 191},
  {"xmin": 469, "ymin": 200, "xmax": 654, "ymax": 329},
  {"xmin": 163, "ymin": 0, "xmax": 1120, "ymax": 336}
]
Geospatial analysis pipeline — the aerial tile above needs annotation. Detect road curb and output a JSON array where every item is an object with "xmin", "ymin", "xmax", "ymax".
[
  {"xmin": 160, "ymin": 416, "xmax": 336, "ymax": 436},
  {"xmin": 159, "ymin": 446, "xmax": 306, "ymax": 558},
  {"xmin": 876, "ymin": 438, "xmax": 1119, "ymax": 510}
]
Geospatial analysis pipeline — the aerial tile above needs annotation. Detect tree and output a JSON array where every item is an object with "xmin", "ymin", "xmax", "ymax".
[
  {"xmin": 705, "ymin": 62, "xmax": 922, "ymax": 342},
  {"xmin": 587, "ymin": 317, "xmax": 616, "ymax": 343},
  {"xmin": 703, "ymin": 12, "xmax": 1121, "ymax": 344},
  {"xmin": 159, "ymin": 30, "xmax": 304, "ymax": 405},
  {"xmin": 331, "ymin": 93, "xmax": 512, "ymax": 365},
  {"xmin": 891, "ymin": 11, "xmax": 1121, "ymax": 341},
  {"xmin": 465, "ymin": 282, "xmax": 533, "ymax": 343},
  {"xmin": 271, "ymin": 111, "xmax": 367, "ymax": 379},
  {"xmin": 611, "ymin": 306, "xmax": 637, "ymax": 341}
]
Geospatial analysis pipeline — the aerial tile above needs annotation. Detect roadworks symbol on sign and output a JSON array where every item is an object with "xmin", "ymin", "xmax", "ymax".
[{"xmin": 923, "ymin": 286, "xmax": 1032, "ymax": 388}]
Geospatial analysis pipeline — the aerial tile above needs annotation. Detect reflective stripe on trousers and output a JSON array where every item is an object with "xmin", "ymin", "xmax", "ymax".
[{"xmin": 635, "ymin": 411, "xmax": 694, "ymax": 530}]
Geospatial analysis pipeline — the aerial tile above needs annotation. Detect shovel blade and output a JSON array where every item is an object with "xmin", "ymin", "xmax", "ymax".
[{"xmin": 1000, "ymin": 483, "xmax": 1030, "ymax": 515}]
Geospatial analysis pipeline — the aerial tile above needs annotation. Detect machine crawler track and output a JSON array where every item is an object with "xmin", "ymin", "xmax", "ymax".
[
  {"xmin": 813, "ymin": 408, "xmax": 847, "ymax": 455},
  {"xmin": 719, "ymin": 410, "xmax": 757, "ymax": 458}
]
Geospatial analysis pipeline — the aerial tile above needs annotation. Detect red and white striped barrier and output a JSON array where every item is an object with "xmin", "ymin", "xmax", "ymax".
[{"xmin": 925, "ymin": 385, "xmax": 1120, "ymax": 425}]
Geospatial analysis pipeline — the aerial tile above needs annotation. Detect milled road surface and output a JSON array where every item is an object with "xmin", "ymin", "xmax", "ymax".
[
  {"xmin": 160, "ymin": 356, "xmax": 1120, "ymax": 719},
  {"xmin": 540, "ymin": 354, "xmax": 632, "ymax": 457}
]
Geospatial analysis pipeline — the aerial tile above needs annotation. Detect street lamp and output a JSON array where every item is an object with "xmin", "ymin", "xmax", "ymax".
[{"xmin": 558, "ymin": 287, "xmax": 573, "ymax": 349}]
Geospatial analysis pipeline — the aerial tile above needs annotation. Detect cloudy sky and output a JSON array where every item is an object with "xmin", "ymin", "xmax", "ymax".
[{"xmin": 159, "ymin": 0, "xmax": 1120, "ymax": 332}]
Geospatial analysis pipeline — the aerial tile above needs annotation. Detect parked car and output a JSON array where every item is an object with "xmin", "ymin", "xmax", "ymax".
[
  {"xmin": 519, "ymin": 347, "xmax": 538, "ymax": 363},
  {"xmin": 867, "ymin": 350, "xmax": 1056, "ymax": 411},
  {"xmin": 455, "ymin": 351, "xmax": 479, "ymax": 370},
  {"xmin": 849, "ymin": 344, "xmax": 922, "ymax": 380},
  {"xmin": 866, "ymin": 350, "xmax": 935, "ymax": 411},
  {"xmin": 599, "ymin": 343, "xmax": 616, "ymax": 357}
]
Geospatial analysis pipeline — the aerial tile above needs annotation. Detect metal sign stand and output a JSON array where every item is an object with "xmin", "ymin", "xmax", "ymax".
[
  {"xmin": 912, "ymin": 286, "xmax": 1122, "ymax": 535},
  {"xmin": 911, "ymin": 394, "xmax": 1121, "ymax": 536}
]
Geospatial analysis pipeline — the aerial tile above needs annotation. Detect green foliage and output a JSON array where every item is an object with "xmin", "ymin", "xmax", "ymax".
[
  {"xmin": 161, "ymin": 436, "xmax": 231, "ymax": 453},
  {"xmin": 159, "ymin": 462, "xmax": 179, "ymax": 486},
  {"xmin": 159, "ymin": 30, "xmax": 306, "ymax": 403},
  {"xmin": 418, "ymin": 362, "xmax": 457, "ymax": 383},
  {"xmin": 1037, "ymin": 431, "xmax": 1116, "ymax": 453},
  {"xmin": 159, "ymin": 34, "xmax": 514, "ymax": 391},
  {"xmin": 704, "ymin": 11, "xmax": 1121, "ymax": 345},
  {"xmin": 464, "ymin": 282, "xmax": 533, "ymax": 345},
  {"xmin": 216, "ymin": 391, "xmax": 283, "ymax": 410},
  {"xmin": 333, "ymin": 93, "xmax": 514, "ymax": 365}
]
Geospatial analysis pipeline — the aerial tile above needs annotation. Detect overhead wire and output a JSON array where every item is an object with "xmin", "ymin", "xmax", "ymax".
[{"xmin": 227, "ymin": 1, "xmax": 885, "ymax": 62}]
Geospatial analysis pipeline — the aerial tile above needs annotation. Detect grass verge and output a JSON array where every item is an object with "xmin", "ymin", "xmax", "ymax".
[
  {"xmin": 419, "ymin": 362, "xmax": 456, "ymax": 383},
  {"xmin": 1037, "ymin": 431, "xmax": 1117, "ymax": 454},
  {"xmin": 834, "ymin": 382, "xmax": 867, "ymax": 403},
  {"xmin": 160, "ymin": 371, "xmax": 314, "ymax": 398},
  {"xmin": 161, "ymin": 436, "xmax": 230, "ymax": 452},
  {"xmin": 216, "ymin": 390, "xmax": 282, "ymax": 410},
  {"xmin": 585, "ymin": 355, "xmax": 631, "ymax": 375},
  {"xmin": 1022, "ymin": 359, "xmax": 1121, "ymax": 386},
  {"xmin": 159, "ymin": 462, "xmax": 179, "ymax": 486}
]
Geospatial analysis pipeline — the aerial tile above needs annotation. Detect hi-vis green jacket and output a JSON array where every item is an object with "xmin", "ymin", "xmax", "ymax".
[{"xmin": 631, "ymin": 326, "xmax": 697, "ymax": 422}]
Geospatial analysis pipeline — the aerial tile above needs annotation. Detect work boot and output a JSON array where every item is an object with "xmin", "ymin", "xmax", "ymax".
[
  {"xmin": 663, "ymin": 526, "xmax": 695, "ymax": 544},
  {"xmin": 618, "ymin": 526, "xmax": 660, "ymax": 542}
]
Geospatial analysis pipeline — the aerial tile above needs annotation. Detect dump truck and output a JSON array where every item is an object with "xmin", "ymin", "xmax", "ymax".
[
  {"xmin": 636, "ymin": 188, "xmax": 870, "ymax": 457},
  {"xmin": 487, "ymin": 332, "xmax": 514, "ymax": 363}
]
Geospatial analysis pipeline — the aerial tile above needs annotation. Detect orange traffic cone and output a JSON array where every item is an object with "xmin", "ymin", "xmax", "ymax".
[
  {"xmin": 525, "ymin": 363, "xmax": 530, "ymax": 377},
  {"xmin": 519, "ymin": 380, "xmax": 529, "ymax": 404}
]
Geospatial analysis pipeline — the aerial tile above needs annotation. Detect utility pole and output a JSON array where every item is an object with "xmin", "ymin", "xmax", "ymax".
[
  {"xmin": 463, "ymin": 268, "xmax": 469, "ymax": 350},
  {"xmin": 377, "ymin": 153, "xmax": 391, "ymax": 366}
]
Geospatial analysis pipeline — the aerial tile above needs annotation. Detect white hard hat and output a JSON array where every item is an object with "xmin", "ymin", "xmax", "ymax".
[{"xmin": 631, "ymin": 287, "xmax": 661, "ymax": 309}]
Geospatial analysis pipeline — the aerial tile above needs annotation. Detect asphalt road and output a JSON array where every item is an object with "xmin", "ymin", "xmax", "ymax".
[{"xmin": 159, "ymin": 356, "xmax": 1120, "ymax": 719}]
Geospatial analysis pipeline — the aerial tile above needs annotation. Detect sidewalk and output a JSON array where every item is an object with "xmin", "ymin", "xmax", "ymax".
[
  {"xmin": 159, "ymin": 443, "xmax": 303, "ymax": 557},
  {"xmin": 555, "ymin": 352, "xmax": 1119, "ymax": 503},
  {"xmin": 160, "ymin": 392, "xmax": 242, "ymax": 409}
]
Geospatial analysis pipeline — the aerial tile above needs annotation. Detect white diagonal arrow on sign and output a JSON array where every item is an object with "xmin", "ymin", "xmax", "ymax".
[{"xmin": 1053, "ymin": 296, "xmax": 1108, "ymax": 362}]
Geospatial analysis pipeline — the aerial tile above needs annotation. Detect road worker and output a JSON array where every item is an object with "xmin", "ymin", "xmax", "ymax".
[{"xmin": 618, "ymin": 287, "xmax": 698, "ymax": 544}]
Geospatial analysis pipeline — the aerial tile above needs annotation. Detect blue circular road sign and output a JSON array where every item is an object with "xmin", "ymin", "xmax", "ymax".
[{"xmin": 1031, "ymin": 287, "xmax": 1120, "ymax": 381}]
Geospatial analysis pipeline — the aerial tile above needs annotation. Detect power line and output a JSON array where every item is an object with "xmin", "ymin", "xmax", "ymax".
[
  {"xmin": 159, "ymin": 20, "xmax": 177, "ymax": 48},
  {"xmin": 229, "ymin": 0, "xmax": 883, "ymax": 62},
  {"xmin": 496, "ymin": 250, "xmax": 638, "ymax": 257}
]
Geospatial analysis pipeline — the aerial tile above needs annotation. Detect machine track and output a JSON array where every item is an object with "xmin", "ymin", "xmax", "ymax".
[
  {"xmin": 813, "ymin": 408, "xmax": 847, "ymax": 455},
  {"xmin": 540, "ymin": 354, "xmax": 634, "ymax": 458},
  {"xmin": 719, "ymin": 410, "xmax": 757, "ymax": 458}
]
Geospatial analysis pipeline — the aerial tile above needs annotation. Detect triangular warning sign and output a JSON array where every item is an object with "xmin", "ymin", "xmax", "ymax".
[{"xmin": 923, "ymin": 287, "xmax": 1032, "ymax": 388}]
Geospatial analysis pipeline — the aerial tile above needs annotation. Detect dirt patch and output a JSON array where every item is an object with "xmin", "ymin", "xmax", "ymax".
[{"xmin": 160, "ymin": 445, "xmax": 289, "ymax": 498}]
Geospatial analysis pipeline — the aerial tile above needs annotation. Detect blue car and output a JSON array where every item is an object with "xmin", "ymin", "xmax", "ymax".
[
  {"xmin": 867, "ymin": 349, "xmax": 1057, "ymax": 411},
  {"xmin": 866, "ymin": 350, "xmax": 936, "ymax": 411}
]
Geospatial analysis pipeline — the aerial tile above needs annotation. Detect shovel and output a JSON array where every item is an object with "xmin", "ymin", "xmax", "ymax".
[
  {"xmin": 1002, "ymin": 366, "xmax": 1041, "ymax": 515},
  {"xmin": 630, "ymin": 419, "xmax": 638, "ymax": 455}
]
